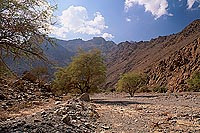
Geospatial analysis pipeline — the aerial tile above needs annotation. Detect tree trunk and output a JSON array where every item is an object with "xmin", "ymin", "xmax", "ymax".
[
  {"xmin": 130, "ymin": 92, "xmax": 134, "ymax": 97},
  {"xmin": 129, "ymin": 89, "xmax": 136, "ymax": 97}
]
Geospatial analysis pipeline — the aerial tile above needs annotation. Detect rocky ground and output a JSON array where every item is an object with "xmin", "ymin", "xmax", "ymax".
[
  {"xmin": 92, "ymin": 92, "xmax": 200, "ymax": 133},
  {"xmin": 0, "ymin": 97, "xmax": 99, "ymax": 133},
  {"xmin": 0, "ymin": 77, "xmax": 54, "ymax": 121},
  {"xmin": 0, "ymin": 78, "xmax": 99, "ymax": 133},
  {"xmin": 0, "ymin": 77, "xmax": 200, "ymax": 132}
]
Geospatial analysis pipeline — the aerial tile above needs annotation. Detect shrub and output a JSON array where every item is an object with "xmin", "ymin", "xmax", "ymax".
[
  {"xmin": 117, "ymin": 72, "xmax": 147, "ymax": 97},
  {"xmin": 187, "ymin": 71, "xmax": 200, "ymax": 92},
  {"xmin": 138, "ymin": 86, "xmax": 152, "ymax": 93},
  {"xmin": 153, "ymin": 86, "xmax": 167, "ymax": 93}
]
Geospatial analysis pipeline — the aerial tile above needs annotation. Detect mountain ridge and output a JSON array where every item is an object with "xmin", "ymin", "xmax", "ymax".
[
  {"xmin": 5, "ymin": 19, "xmax": 200, "ymax": 92},
  {"xmin": 6, "ymin": 37, "xmax": 116, "ymax": 74},
  {"xmin": 105, "ymin": 19, "xmax": 200, "ymax": 91},
  {"xmin": 58, "ymin": 37, "xmax": 116, "ymax": 54}
]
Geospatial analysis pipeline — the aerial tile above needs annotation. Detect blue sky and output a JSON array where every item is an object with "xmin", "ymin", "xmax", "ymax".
[{"xmin": 49, "ymin": 0, "xmax": 200, "ymax": 43}]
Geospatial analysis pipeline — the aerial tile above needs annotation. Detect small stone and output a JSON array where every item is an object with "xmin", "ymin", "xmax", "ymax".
[
  {"xmin": 154, "ymin": 131, "xmax": 163, "ymax": 133},
  {"xmin": 120, "ymin": 109, "xmax": 125, "ymax": 111},
  {"xmin": 24, "ymin": 124, "xmax": 32, "ymax": 129},
  {"xmin": 32, "ymin": 101, "xmax": 40, "ymax": 105},
  {"xmin": 1, "ymin": 102, "xmax": 6, "ymax": 106},
  {"xmin": 193, "ymin": 114, "xmax": 200, "ymax": 118},
  {"xmin": 80, "ymin": 119, "xmax": 86, "ymax": 122},
  {"xmin": 54, "ymin": 109, "xmax": 60, "ymax": 115},
  {"xmin": 0, "ymin": 93, "xmax": 6, "ymax": 100},
  {"xmin": 66, "ymin": 127, "xmax": 73, "ymax": 132},
  {"xmin": 55, "ymin": 101, "xmax": 61, "ymax": 105},
  {"xmin": 41, "ymin": 111, "xmax": 46, "ymax": 116},
  {"xmin": 62, "ymin": 115, "xmax": 71, "ymax": 125},
  {"xmin": 76, "ymin": 116, "xmax": 81, "ymax": 119},
  {"xmin": 176, "ymin": 120, "xmax": 193, "ymax": 126},
  {"xmin": 101, "ymin": 125, "xmax": 110, "ymax": 130},
  {"xmin": 71, "ymin": 120, "xmax": 77, "ymax": 124},
  {"xmin": 84, "ymin": 122, "xmax": 90, "ymax": 125},
  {"xmin": 196, "ymin": 118, "xmax": 200, "ymax": 124},
  {"xmin": 34, "ymin": 119, "xmax": 41, "ymax": 123}
]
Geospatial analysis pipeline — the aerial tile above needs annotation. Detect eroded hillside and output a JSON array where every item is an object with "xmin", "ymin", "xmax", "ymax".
[{"xmin": 105, "ymin": 19, "xmax": 200, "ymax": 91}]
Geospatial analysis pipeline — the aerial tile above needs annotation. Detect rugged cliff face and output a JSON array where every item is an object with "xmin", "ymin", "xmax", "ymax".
[
  {"xmin": 105, "ymin": 19, "xmax": 200, "ymax": 92},
  {"xmin": 148, "ymin": 37, "xmax": 200, "ymax": 92}
]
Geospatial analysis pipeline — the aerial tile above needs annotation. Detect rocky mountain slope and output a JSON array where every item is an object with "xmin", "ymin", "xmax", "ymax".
[
  {"xmin": 105, "ymin": 19, "xmax": 200, "ymax": 92},
  {"xmin": 6, "ymin": 37, "xmax": 116, "ymax": 74}
]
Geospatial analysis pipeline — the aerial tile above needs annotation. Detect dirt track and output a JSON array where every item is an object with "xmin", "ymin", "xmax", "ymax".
[{"xmin": 91, "ymin": 92, "xmax": 200, "ymax": 133}]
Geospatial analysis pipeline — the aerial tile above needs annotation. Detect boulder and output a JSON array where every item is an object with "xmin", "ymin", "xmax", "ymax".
[
  {"xmin": 78, "ymin": 93, "xmax": 90, "ymax": 102},
  {"xmin": 21, "ymin": 71, "xmax": 37, "ymax": 83}
]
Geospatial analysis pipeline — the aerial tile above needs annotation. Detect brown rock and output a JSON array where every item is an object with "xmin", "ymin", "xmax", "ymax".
[
  {"xmin": 62, "ymin": 114, "xmax": 71, "ymax": 125},
  {"xmin": 22, "ymin": 71, "xmax": 37, "ymax": 83},
  {"xmin": 78, "ymin": 93, "xmax": 90, "ymax": 102},
  {"xmin": 0, "ymin": 92, "xmax": 6, "ymax": 100}
]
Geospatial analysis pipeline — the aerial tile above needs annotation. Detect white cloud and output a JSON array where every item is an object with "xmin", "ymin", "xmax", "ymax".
[
  {"xmin": 102, "ymin": 33, "xmax": 114, "ymax": 40},
  {"xmin": 50, "ymin": 26, "xmax": 67, "ymax": 38},
  {"xmin": 187, "ymin": 0, "xmax": 200, "ymax": 9},
  {"xmin": 51, "ymin": 5, "xmax": 113, "ymax": 39},
  {"xmin": 126, "ymin": 18, "xmax": 131, "ymax": 22},
  {"xmin": 187, "ymin": 0, "xmax": 196, "ymax": 9},
  {"xmin": 124, "ymin": 0, "xmax": 172, "ymax": 19}
]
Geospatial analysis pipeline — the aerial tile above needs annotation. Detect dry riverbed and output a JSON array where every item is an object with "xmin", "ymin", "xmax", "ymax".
[
  {"xmin": 0, "ymin": 92, "xmax": 200, "ymax": 133},
  {"xmin": 91, "ymin": 92, "xmax": 200, "ymax": 133}
]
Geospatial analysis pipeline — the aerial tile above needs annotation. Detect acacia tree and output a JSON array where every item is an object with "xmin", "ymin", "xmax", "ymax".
[
  {"xmin": 117, "ymin": 72, "xmax": 147, "ymax": 97},
  {"xmin": 0, "ymin": 0, "xmax": 55, "ymax": 69},
  {"xmin": 53, "ymin": 49, "xmax": 106, "ymax": 94}
]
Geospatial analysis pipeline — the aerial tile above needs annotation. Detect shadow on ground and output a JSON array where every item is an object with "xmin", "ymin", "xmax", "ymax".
[
  {"xmin": 92, "ymin": 99, "xmax": 150, "ymax": 106},
  {"xmin": 126, "ymin": 95, "xmax": 158, "ymax": 98}
]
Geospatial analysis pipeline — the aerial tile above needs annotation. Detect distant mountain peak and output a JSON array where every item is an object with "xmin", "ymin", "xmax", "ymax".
[{"xmin": 92, "ymin": 37, "xmax": 105, "ymax": 40}]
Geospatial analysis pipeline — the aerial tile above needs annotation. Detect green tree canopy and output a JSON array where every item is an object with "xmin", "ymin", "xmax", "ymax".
[
  {"xmin": 117, "ymin": 72, "xmax": 147, "ymax": 97},
  {"xmin": 53, "ymin": 49, "xmax": 106, "ymax": 94},
  {"xmin": 187, "ymin": 71, "xmax": 200, "ymax": 92},
  {"xmin": 0, "ymin": 0, "xmax": 55, "ymax": 69}
]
